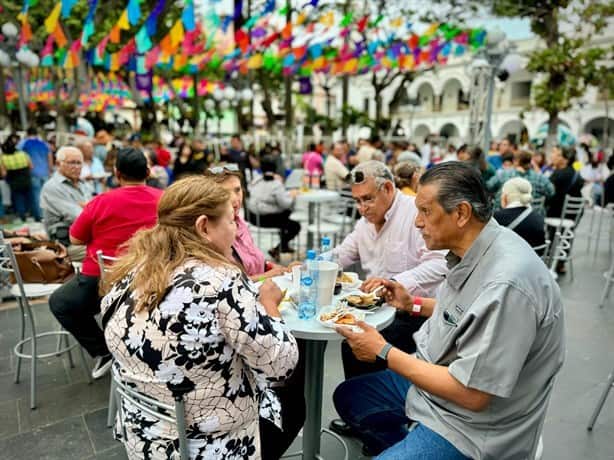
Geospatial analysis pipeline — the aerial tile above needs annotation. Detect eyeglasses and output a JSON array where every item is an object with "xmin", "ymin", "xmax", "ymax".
[
  {"xmin": 352, "ymin": 195, "xmax": 378, "ymax": 208},
  {"xmin": 208, "ymin": 164, "xmax": 240, "ymax": 174},
  {"xmin": 62, "ymin": 161, "xmax": 83, "ymax": 166}
]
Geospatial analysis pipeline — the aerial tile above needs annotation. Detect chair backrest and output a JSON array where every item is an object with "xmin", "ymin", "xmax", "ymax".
[
  {"xmin": 0, "ymin": 240, "xmax": 28, "ymax": 300},
  {"xmin": 531, "ymin": 196, "xmax": 546, "ymax": 215},
  {"xmin": 560, "ymin": 195, "xmax": 585, "ymax": 225},
  {"xmin": 285, "ymin": 168, "xmax": 304, "ymax": 189},
  {"xmin": 112, "ymin": 366, "xmax": 189, "ymax": 459},
  {"xmin": 532, "ymin": 240, "xmax": 551, "ymax": 263},
  {"xmin": 96, "ymin": 250, "xmax": 119, "ymax": 282}
]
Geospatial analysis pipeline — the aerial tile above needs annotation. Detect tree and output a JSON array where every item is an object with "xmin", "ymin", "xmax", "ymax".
[{"xmin": 492, "ymin": 0, "xmax": 614, "ymax": 149}]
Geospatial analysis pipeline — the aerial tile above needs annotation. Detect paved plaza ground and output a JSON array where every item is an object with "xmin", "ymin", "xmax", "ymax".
[{"xmin": 0, "ymin": 214, "xmax": 613, "ymax": 460}]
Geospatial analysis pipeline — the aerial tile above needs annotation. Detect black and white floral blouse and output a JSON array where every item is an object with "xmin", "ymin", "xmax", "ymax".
[{"xmin": 102, "ymin": 260, "xmax": 299, "ymax": 460}]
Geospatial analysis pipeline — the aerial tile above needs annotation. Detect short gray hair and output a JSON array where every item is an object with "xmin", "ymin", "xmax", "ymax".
[
  {"xmin": 351, "ymin": 160, "xmax": 394, "ymax": 188},
  {"xmin": 56, "ymin": 146, "xmax": 83, "ymax": 162},
  {"xmin": 419, "ymin": 161, "xmax": 493, "ymax": 222}
]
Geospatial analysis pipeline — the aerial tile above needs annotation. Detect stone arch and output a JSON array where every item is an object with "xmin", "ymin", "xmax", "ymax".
[
  {"xmin": 498, "ymin": 119, "xmax": 529, "ymax": 145},
  {"xmin": 412, "ymin": 124, "xmax": 431, "ymax": 145},
  {"xmin": 583, "ymin": 116, "xmax": 614, "ymax": 147}
]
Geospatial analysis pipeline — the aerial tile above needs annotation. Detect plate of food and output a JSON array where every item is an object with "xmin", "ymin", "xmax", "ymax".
[
  {"xmin": 341, "ymin": 289, "xmax": 384, "ymax": 312},
  {"xmin": 336, "ymin": 271, "xmax": 360, "ymax": 289},
  {"xmin": 318, "ymin": 305, "xmax": 365, "ymax": 332}
]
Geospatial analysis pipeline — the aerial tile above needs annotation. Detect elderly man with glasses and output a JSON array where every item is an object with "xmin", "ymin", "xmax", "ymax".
[
  {"xmin": 328, "ymin": 160, "xmax": 448, "ymax": 438},
  {"xmin": 40, "ymin": 146, "xmax": 93, "ymax": 262}
]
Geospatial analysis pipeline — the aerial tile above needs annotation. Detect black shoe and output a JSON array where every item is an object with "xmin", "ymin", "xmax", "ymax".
[
  {"xmin": 329, "ymin": 418, "xmax": 356, "ymax": 437},
  {"xmin": 361, "ymin": 443, "xmax": 379, "ymax": 457}
]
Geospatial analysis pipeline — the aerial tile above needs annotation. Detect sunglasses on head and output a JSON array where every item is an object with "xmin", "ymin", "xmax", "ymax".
[
  {"xmin": 351, "ymin": 170, "xmax": 366, "ymax": 184},
  {"xmin": 208, "ymin": 163, "xmax": 240, "ymax": 174}
]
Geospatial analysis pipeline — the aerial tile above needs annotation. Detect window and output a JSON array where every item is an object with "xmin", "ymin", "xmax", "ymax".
[{"xmin": 511, "ymin": 81, "xmax": 532, "ymax": 105}]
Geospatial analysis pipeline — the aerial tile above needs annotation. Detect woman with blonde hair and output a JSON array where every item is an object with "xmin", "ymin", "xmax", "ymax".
[
  {"xmin": 102, "ymin": 176, "xmax": 299, "ymax": 460},
  {"xmin": 494, "ymin": 177, "xmax": 546, "ymax": 253}
]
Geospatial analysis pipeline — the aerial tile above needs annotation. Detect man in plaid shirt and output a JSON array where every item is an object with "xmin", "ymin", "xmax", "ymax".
[{"xmin": 487, "ymin": 151, "xmax": 554, "ymax": 211}]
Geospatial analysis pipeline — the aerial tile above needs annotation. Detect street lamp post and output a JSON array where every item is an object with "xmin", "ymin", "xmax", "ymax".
[{"xmin": 0, "ymin": 22, "xmax": 39, "ymax": 132}]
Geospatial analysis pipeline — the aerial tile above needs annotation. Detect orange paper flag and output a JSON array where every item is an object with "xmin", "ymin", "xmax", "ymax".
[
  {"xmin": 281, "ymin": 23, "xmax": 292, "ymax": 40},
  {"xmin": 109, "ymin": 26, "xmax": 120, "ymax": 44},
  {"xmin": 53, "ymin": 27, "xmax": 67, "ymax": 48}
]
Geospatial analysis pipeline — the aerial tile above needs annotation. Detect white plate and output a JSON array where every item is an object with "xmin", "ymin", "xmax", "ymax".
[
  {"xmin": 337, "ymin": 272, "xmax": 361, "ymax": 289},
  {"xmin": 340, "ymin": 290, "xmax": 383, "ymax": 313},
  {"xmin": 317, "ymin": 307, "xmax": 365, "ymax": 332}
]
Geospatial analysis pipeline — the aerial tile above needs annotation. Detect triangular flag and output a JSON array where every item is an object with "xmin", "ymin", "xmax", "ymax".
[
  {"xmin": 170, "ymin": 21, "xmax": 185, "ymax": 47},
  {"xmin": 127, "ymin": 0, "xmax": 141, "ymax": 26},
  {"xmin": 44, "ymin": 3, "xmax": 61, "ymax": 33},
  {"xmin": 117, "ymin": 10, "xmax": 130, "ymax": 30},
  {"xmin": 109, "ymin": 25, "xmax": 120, "ymax": 44}
]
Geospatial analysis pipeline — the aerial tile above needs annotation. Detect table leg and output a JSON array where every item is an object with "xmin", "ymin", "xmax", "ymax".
[
  {"xmin": 307, "ymin": 202, "xmax": 315, "ymax": 250},
  {"xmin": 302, "ymin": 340, "xmax": 327, "ymax": 460}
]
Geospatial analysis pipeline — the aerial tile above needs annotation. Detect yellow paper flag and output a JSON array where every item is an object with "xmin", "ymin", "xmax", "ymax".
[
  {"xmin": 170, "ymin": 21, "xmax": 185, "ymax": 48},
  {"xmin": 44, "ymin": 3, "xmax": 62, "ymax": 34},
  {"xmin": 320, "ymin": 11, "xmax": 334, "ymax": 28},
  {"xmin": 247, "ymin": 53, "xmax": 263, "ymax": 69},
  {"xmin": 117, "ymin": 10, "xmax": 130, "ymax": 31},
  {"xmin": 344, "ymin": 58, "xmax": 358, "ymax": 74},
  {"xmin": 295, "ymin": 12, "xmax": 307, "ymax": 26}
]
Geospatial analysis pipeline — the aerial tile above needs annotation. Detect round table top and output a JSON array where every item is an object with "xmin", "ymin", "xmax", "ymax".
[
  {"xmin": 273, "ymin": 275, "xmax": 396, "ymax": 341},
  {"xmin": 295, "ymin": 189, "xmax": 340, "ymax": 203}
]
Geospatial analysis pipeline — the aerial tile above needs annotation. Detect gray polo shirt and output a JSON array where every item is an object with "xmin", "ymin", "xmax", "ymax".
[
  {"xmin": 40, "ymin": 171, "xmax": 91, "ymax": 237},
  {"xmin": 407, "ymin": 219, "xmax": 565, "ymax": 460}
]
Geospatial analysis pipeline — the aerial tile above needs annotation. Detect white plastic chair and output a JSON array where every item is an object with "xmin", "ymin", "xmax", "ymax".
[
  {"xmin": 586, "ymin": 203, "xmax": 614, "ymax": 259},
  {"xmin": 244, "ymin": 207, "xmax": 282, "ymax": 252},
  {"xmin": 0, "ymin": 237, "xmax": 91, "ymax": 409},
  {"xmin": 546, "ymin": 195, "xmax": 586, "ymax": 280},
  {"xmin": 112, "ymin": 365, "xmax": 190, "ymax": 459},
  {"xmin": 597, "ymin": 254, "xmax": 614, "ymax": 309},
  {"xmin": 587, "ymin": 364, "xmax": 614, "ymax": 431}
]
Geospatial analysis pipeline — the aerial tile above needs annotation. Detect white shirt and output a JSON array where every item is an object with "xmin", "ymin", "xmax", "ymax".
[
  {"xmin": 324, "ymin": 155, "xmax": 349, "ymax": 190},
  {"xmin": 333, "ymin": 191, "xmax": 448, "ymax": 297}
]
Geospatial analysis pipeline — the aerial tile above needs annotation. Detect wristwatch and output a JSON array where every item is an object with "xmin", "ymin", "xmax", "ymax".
[{"xmin": 376, "ymin": 343, "xmax": 394, "ymax": 366}]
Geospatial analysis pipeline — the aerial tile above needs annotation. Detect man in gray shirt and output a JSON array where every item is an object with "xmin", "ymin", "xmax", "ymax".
[
  {"xmin": 333, "ymin": 162, "xmax": 565, "ymax": 459},
  {"xmin": 40, "ymin": 146, "xmax": 92, "ymax": 261}
]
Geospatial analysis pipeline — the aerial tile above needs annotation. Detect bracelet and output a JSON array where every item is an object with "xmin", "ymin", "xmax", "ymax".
[
  {"xmin": 257, "ymin": 276, "xmax": 267, "ymax": 283},
  {"xmin": 410, "ymin": 296, "xmax": 422, "ymax": 317}
]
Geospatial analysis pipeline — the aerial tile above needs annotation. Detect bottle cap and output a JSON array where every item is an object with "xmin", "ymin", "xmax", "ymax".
[
  {"xmin": 306, "ymin": 249, "xmax": 317, "ymax": 260},
  {"xmin": 321, "ymin": 236, "xmax": 331, "ymax": 246},
  {"xmin": 301, "ymin": 276, "xmax": 313, "ymax": 286}
]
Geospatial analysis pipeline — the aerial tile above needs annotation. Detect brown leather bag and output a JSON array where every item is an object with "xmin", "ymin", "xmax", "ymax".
[{"xmin": 11, "ymin": 241, "xmax": 75, "ymax": 284}]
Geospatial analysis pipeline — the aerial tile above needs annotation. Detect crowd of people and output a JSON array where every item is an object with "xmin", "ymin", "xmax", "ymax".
[{"xmin": 0, "ymin": 123, "xmax": 612, "ymax": 459}]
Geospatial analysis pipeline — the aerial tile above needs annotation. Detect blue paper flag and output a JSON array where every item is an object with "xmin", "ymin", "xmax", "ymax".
[
  {"xmin": 61, "ymin": 0, "xmax": 78, "ymax": 18},
  {"xmin": 263, "ymin": 0, "xmax": 276, "ymax": 14},
  {"xmin": 136, "ymin": 28, "xmax": 152, "ymax": 52},
  {"xmin": 128, "ymin": 0, "xmax": 141, "ymax": 26},
  {"xmin": 182, "ymin": 2, "xmax": 196, "ymax": 32},
  {"xmin": 221, "ymin": 16, "xmax": 233, "ymax": 32}
]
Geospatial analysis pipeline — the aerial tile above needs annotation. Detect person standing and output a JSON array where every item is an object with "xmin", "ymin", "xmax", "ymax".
[
  {"xmin": 324, "ymin": 141, "xmax": 350, "ymax": 191},
  {"xmin": 1, "ymin": 134, "xmax": 34, "ymax": 222},
  {"xmin": 49, "ymin": 147, "xmax": 163, "ymax": 379},
  {"xmin": 18, "ymin": 127, "xmax": 51, "ymax": 221}
]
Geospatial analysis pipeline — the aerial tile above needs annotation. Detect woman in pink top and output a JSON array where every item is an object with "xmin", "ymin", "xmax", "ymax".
[
  {"xmin": 302, "ymin": 143, "xmax": 324, "ymax": 176},
  {"xmin": 206, "ymin": 165, "xmax": 287, "ymax": 279}
]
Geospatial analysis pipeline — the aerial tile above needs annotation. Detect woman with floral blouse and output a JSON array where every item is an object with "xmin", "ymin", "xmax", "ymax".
[{"xmin": 102, "ymin": 176, "xmax": 299, "ymax": 459}]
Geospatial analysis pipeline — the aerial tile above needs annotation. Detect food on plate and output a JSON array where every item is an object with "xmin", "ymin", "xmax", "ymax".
[
  {"xmin": 335, "ymin": 313, "xmax": 358, "ymax": 325},
  {"xmin": 345, "ymin": 292, "xmax": 379, "ymax": 307},
  {"xmin": 337, "ymin": 272, "xmax": 356, "ymax": 284}
]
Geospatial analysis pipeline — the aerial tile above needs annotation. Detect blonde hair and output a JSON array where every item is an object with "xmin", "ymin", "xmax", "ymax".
[
  {"xmin": 502, "ymin": 177, "xmax": 532, "ymax": 206},
  {"xmin": 103, "ymin": 176, "xmax": 235, "ymax": 311}
]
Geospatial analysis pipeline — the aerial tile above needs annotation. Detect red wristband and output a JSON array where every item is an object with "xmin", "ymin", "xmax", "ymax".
[
  {"xmin": 410, "ymin": 296, "xmax": 422, "ymax": 316},
  {"xmin": 264, "ymin": 261, "xmax": 274, "ymax": 271}
]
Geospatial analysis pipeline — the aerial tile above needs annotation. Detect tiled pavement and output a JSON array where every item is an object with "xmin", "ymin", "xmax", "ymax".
[{"xmin": 0, "ymin": 214, "xmax": 613, "ymax": 459}]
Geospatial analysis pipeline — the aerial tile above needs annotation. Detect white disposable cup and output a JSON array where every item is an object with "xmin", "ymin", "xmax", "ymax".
[{"xmin": 317, "ymin": 261, "xmax": 339, "ymax": 307}]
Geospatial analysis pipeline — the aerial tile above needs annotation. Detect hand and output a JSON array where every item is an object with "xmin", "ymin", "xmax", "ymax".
[
  {"xmin": 259, "ymin": 279, "xmax": 283, "ymax": 314},
  {"xmin": 287, "ymin": 261, "xmax": 303, "ymax": 269},
  {"xmin": 380, "ymin": 279, "xmax": 413, "ymax": 312},
  {"xmin": 289, "ymin": 189, "xmax": 300, "ymax": 198},
  {"xmin": 360, "ymin": 277, "xmax": 387, "ymax": 293},
  {"xmin": 335, "ymin": 321, "xmax": 387, "ymax": 362},
  {"xmin": 263, "ymin": 265, "xmax": 289, "ymax": 278}
]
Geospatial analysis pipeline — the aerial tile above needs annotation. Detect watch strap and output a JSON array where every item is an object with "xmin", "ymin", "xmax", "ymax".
[{"xmin": 377, "ymin": 343, "xmax": 393, "ymax": 364}]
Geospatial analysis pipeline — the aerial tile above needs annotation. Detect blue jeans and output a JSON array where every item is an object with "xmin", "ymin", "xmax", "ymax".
[
  {"xmin": 11, "ymin": 189, "xmax": 30, "ymax": 221},
  {"xmin": 333, "ymin": 370, "xmax": 470, "ymax": 459},
  {"xmin": 29, "ymin": 175, "xmax": 45, "ymax": 221}
]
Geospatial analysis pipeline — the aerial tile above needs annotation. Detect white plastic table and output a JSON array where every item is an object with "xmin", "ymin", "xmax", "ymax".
[
  {"xmin": 273, "ymin": 275, "xmax": 395, "ymax": 460},
  {"xmin": 295, "ymin": 190, "xmax": 340, "ymax": 249}
]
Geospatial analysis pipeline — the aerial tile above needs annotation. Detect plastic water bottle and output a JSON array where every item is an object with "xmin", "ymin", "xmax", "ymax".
[
  {"xmin": 298, "ymin": 274, "xmax": 316, "ymax": 319},
  {"xmin": 306, "ymin": 249, "xmax": 319, "ymax": 288},
  {"xmin": 318, "ymin": 237, "xmax": 332, "ymax": 261}
]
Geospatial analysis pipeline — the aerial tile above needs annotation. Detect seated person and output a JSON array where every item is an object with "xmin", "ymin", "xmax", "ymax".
[
  {"xmin": 324, "ymin": 141, "xmax": 350, "ymax": 191},
  {"xmin": 494, "ymin": 177, "xmax": 546, "ymax": 253},
  {"xmin": 393, "ymin": 161, "xmax": 421, "ymax": 196},
  {"xmin": 486, "ymin": 150, "xmax": 555, "ymax": 211},
  {"xmin": 334, "ymin": 162, "xmax": 565, "ymax": 458},
  {"xmin": 604, "ymin": 154, "xmax": 614, "ymax": 206},
  {"xmin": 247, "ymin": 155, "xmax": 301, "ymax": 260},
  {"xmin": 102, "ymin": 176, "xmax": 299, "ymax": 460},
  {"xmin": 205, "ymin": 164, "xmax": 288, "ymax": 279},
  {"xmin": 49, "ymin": 148, "xmax": 162, "ymax": 379},
  {"xmin": 40, "ymin": 146, "xmax": 93, "ymax": 261},
  {"xmin": 328, "ymin": 160, "xmax": 448, "ymax": 436},
  {"xmin": 547, "ymin": 146, "xmax": 585, "ymax": 218}
]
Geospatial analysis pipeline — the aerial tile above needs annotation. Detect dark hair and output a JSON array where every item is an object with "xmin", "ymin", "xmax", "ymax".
[
  {"xmin": 502, "ymin": 152, "xmax": 514, "ymax": 164},
  {"xmin": 27, "ymin": 127, "xmax": 38, "ymax": 136},
  {"xmin": 560, "ymin": 146, "xmax": 576, "ymax": 163},
  {"xmin": 468, "ymin": 146, "xmax": 488, "ymax": 172},
  {"xmin": 607, "ymin": 154, "xmax": 614, "ymax": 171},
  {"xmin": 457, "ymin": 144, "xmax": 468, "ymax": 155},
  {"xmin": 308, "ymin": 142, "xmax": 316, "ymax": 151},
  {"xmin": 515, "ymin": 151, "xmax": 533, "ymax": 170},
  {"xmin": 419, "ymin": 161, "xmax": 493, "ymax": 223},
  {"xmin": 260, "ymin": 154, "xmax": 277, "ymax": 179},
  {"xmin": 115, "ymin": 147, "xmax": 149, "ymax": 181}
]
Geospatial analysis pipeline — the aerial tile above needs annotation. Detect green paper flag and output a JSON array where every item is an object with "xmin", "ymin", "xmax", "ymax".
[{"xmin": 341, "ymin": 13, "xmax": 353, "ymax": 27}]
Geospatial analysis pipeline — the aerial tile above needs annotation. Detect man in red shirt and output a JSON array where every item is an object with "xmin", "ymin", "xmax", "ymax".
[{"xmin": 49, "ymin": 147, "xmax": 163, "ymax": 379}]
